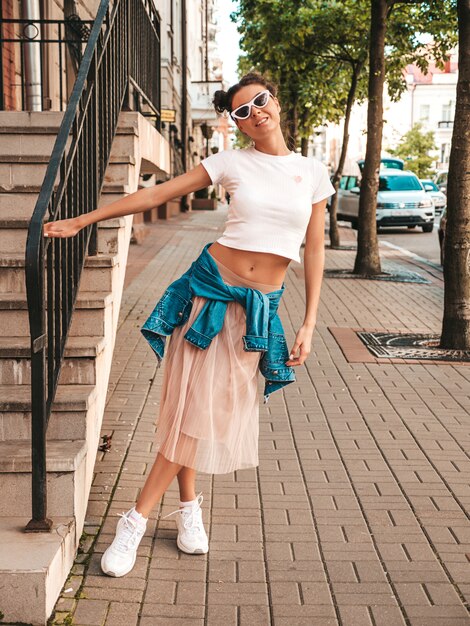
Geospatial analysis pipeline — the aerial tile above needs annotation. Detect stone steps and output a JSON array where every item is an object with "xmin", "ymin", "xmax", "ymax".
[
  {"xmin": 0, "ymin": 109, "xmax": 169, "ymax": 625},
  {"xmin": 0, "ymin": 290, "xmax": 114, "ymax": 337},
  {"xmin": 0, "ymin": 515, "xmax": 77, "ymax": 626},
  {"xmin": 0, "ymin": 335, "xmax": 107, "ymax": 386},
  {"xmin": 0, "ymin": 383, "xmax": 99, "ymax": 441},
  {"xmin": 0, "ymin": 251, "xmax": 119, "ymax": 293},
  {"xmin": 0, "ymin": 438, "xmax": 88, "ymax": 517}
]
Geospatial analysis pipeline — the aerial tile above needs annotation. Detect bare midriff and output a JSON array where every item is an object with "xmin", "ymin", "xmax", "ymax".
[{"xmin": 207, "ymin": 241, "xmax": 291, "ymax": 285}]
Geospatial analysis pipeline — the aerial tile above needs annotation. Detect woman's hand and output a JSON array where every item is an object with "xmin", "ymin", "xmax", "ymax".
[
  {"xmin": 43, "ymin": 216, "xmax": 85, "ymax": 239},
  {"xmin": 285, "ymin": 323, "xmax": 315, "ymax": 366}
]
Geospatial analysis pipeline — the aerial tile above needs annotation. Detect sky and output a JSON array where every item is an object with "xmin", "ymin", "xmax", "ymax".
[{"xmin": 215, "ymin": 0, "xmax": 242, "ymax": 87}]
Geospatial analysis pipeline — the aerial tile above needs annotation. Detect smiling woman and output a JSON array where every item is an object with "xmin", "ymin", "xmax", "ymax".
[{"xmin": 44, "ymin": 70, "xmax": 335, "ymax": 578}]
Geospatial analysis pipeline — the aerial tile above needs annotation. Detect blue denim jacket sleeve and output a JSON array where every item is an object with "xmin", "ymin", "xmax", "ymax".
[
  {"xmin": 140, "ymin": 272, "xmax": 193, "ymax": 364},
  {"xmin": 260, "ymin": 314, "xmax": 296, "ymax": 400}
]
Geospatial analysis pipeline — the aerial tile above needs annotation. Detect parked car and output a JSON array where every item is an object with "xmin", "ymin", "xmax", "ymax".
[
  {"xmin": 357, "ymin": 156, "xmax": 404, "ymax": 171},
  {"xmin": 438, "ymin": 206, "xmax": 447, "ymax": 266},
  {"xmin": 327, "ymin": 158, "xmax": 404, "ymax": 209},
  {"xmin": 434, "ymin": 170, "xmax": 448, "ymax": 195},
  {"xmin": 337, "ymin": 170, "xmax": 435, "ymax": 232},
  {"xmin": 420, "ymin": 179, "xmax": 446, "ymax": 215}
]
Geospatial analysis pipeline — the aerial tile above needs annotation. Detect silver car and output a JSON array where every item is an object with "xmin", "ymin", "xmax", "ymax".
[
  {"xmin": 420, "ymin": 179, "xmax": 447, "ymax": 216},
  {"xmin": 337, "ymin": 170, "xmax": 435, "ymax": 233}
]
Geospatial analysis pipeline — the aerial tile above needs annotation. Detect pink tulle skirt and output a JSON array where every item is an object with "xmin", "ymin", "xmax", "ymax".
[{"xmin": 153, "ymin": 251, "xmax": 282, "ymax": 474}]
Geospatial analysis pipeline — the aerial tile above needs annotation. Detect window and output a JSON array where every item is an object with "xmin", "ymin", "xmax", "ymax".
[
  {"xmin": 346, "ymin": 176, "xmax": 359, "ymax": 190},
  {"xmin": 379, "ymin": 175, "xmax": 422, "ymax": 191},
  {"xmin": 442, "ymin": 101, "xmax": 454, "ymax": 122},
  {"xmin": 419, "ymin": 104, "xmax": 430, "ymax": 122}
]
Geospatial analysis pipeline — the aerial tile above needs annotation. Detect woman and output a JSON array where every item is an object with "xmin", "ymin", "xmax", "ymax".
[{"xmin": 44, "ymin": 72, "xmax": 335, "ymax": 577}]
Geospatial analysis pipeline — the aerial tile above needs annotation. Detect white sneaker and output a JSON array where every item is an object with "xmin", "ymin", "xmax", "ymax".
[
  {"xmin": 162, "ymin": 492, "xmax": 209, "ymax": 554},
  {"xmin": 100, "ymin": 507, "xmax": 147, "ymax": 577}
]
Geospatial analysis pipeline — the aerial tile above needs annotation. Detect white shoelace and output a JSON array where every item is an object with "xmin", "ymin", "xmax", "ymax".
[
  {"xmin": 114, "ymin": 512, "xmax": 145, "ymax": 553},
  {"xmin": 161, "ymin": 492, "xmax": 204, "ymax": 534}
]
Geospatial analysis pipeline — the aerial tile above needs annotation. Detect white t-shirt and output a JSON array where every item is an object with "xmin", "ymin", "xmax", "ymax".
[{"xmin": 200, "ymin": 146, "xmax": 335, "ymax": 262}]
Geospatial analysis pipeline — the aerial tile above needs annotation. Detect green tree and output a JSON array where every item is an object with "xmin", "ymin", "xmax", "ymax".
[
  {"xmin": 441, "ymin": 0, "xmax": 470, "ymax": 349},
  {"xmin": 390, "ymin": 123, "xmax": 437, "ymax": 178},
  {"xmin": 233, "ymin": 0, "xmax": 370, "ymax": 247},
  {"xmin": 232, "ymin": 0, "xmax": 457, "ymax": 261},
  {"xmin": 354, "ymin": 0, "xmax": 457, "ymax": 276}
]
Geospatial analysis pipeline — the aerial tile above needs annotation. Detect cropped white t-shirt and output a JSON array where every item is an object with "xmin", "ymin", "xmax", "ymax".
[{"xmin": 200, "ymin": 146, "xmax": 335, "ymax": 262}]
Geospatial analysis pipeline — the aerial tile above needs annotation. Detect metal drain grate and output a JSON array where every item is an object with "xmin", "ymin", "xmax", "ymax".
[
  {"xmin": 324, "ymin": 261, "xmax": 430, "ymax": 284},
  {"xmin": 357, "ymin": 331, "xmax": 470, "ymax": 362}
]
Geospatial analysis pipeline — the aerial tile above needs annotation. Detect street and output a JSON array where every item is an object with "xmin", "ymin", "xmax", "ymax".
[
  {"xmin": 340, "ymin": 215, "xmax": 444, "ymax": 266},
  {"xmin": 378, "ymin": 218, "xmax": 443, "ymax": 265}
]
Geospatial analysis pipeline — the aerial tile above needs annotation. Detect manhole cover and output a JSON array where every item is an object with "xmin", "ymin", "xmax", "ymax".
[{"xmin": 357, "ymin": 331, "xmax": 470, "ymax": 361}]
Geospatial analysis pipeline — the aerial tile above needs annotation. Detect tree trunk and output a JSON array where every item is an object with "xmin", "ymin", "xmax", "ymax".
[
  {"xmin": 284, "ymin": 74, "xmax": 299, "ymax": 151},
  {"xmin": 353, "ymin": 0, "xmax": 387, "ymax": 275},
  {"xmin": 440, "ymin": 0, "xmax": 470, "ymax": 349},
  {"xmin": 329, "ymin": 61, "xmax": 363, "ymax": 249},
  {"xmin": 285, "ymin": 100, "xmax": 298, "ymax": 151},
  {"xmin": 300, "ymin": 136, "xmax": 309, "ymax": 156}
]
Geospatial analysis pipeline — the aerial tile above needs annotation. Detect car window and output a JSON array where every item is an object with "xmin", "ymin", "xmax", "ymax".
[
  {"xmin": 379, "ymin": 175, "xmax": 423, "ymax": 191},
  {"xmin": 339, "ymin": 176, "xmax": 348, "ymax": 190},
  {"xmin": 346, "ymin": 176, "xmax": 358, "ymax": 190},
  {"xmin": 422, "ymin": 181, "xmax": 438, "ymax": 192}
]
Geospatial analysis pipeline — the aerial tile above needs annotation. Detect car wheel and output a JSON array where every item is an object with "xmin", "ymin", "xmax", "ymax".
[{"xmin": 422, "ymin": 222, "xmax": 434, "ymax": 233}]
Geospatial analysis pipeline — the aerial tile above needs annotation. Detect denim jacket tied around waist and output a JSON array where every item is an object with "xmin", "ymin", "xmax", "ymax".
[{"xmin": 140, "ymin": 242, "xmax": 296, "ymax": 402}]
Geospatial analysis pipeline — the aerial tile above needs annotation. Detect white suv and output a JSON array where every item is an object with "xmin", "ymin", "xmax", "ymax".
[{"xmin": 337, "ymin": 170, "xmax": 435, "ymax": 233}]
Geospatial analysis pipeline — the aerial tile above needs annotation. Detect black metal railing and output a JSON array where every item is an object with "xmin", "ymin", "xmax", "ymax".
[
  {"xmin": 0, "ymin": 14, "xmax": 94, "ymax": 110},
  {"xmin": 438, "ymin": 120, "xmax": 454, "ymax": 129},
  {"xmin": 24, "ymin": 0, "xmax": 161, "ymax": 532}
]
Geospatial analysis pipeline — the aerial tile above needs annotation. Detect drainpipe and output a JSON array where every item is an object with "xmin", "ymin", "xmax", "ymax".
[
  {"xmin": 181, "ymin": 0, "xmax": 188, "ymax": 210},
  {"xmin": 21, "ymin": 0, "xmax": 42, "ymax": 110}
]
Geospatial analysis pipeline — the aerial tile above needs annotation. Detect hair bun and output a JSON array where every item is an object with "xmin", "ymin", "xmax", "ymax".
[{"xmin": 213, "ymin": 90, "xmax": 230, "ymax": 114}]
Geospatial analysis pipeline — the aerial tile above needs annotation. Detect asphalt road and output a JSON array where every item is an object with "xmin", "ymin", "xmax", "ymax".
[{"xmin": 377, "ymin": 214, "xmax": 443, "ymax": 265}]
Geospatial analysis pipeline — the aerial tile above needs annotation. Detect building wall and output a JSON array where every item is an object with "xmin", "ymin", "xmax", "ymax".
[{"xmin": 322, "ymin": 49, "xmax": 458, "ymax": 175}]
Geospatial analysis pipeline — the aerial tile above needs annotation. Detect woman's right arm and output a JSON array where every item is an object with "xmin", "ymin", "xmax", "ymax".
[{"xmin": 43, "ymin": 163, "xmax": 212, "ymax": 238}]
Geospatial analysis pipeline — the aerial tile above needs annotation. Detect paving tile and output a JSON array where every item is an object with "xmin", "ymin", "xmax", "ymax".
[{"xmin": 49, "ymin": 215, "xmax": 470, "ymax": 626}]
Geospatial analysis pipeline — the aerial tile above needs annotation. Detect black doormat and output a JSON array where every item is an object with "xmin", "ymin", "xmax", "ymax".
[
  {"xmin": 357, "ymin": 331, "xmax": 470, "ymax": 362},
  {"xmin": 324, "ymin": 261, "xmax": 430, "ymax": 284}
]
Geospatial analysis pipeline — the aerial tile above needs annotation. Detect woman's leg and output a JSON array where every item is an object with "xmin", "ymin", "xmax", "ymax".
[
  {"xmin": 177, "ymin": 466, "xmax": 197, "ymax": 502},
  {"xmin": 134, "ymin": 452, "xmax": 184, "ymax": 518}
]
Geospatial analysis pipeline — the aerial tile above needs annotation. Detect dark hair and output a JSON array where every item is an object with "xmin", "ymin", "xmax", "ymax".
[{"xmin": 213, "ymin": 72, "xmax": 278, "ymax": 115}]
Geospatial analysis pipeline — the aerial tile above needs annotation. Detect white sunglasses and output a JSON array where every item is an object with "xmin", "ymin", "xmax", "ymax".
[{"xmin": 230, "ymin": 89, "xmax": 273, "ymax": 120}]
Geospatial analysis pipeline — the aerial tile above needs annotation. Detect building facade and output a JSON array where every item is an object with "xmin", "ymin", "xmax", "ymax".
[{"xmin": 316, "ymin": 49, "xmax": 458, "ymax": 176}]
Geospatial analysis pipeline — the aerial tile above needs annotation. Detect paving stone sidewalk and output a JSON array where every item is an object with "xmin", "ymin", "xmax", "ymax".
[{"xmin": 50, "ymin": 206, "xmax": 470, "ymax": 626}]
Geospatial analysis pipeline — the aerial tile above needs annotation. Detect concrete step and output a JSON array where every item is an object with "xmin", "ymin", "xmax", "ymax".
[
  {"xmin": 0, "ymin": 438, "xmax": 87, "ymax": 517},
  {"xmin": 0, "ymin": 383, "xmax": 98, "ymax": 441},
  {"xmin": 0, "ymin": 335, "xmax": 106, "ymax": 385},
  {"xmin": 0, "ymin": 251, "xmax": 119, "ymax": 294},
  {"xmin": 0, "ymin": 291, "xmax": 114, "ymax": 336},
  {"xmin": 0, "ymin": 197, "xmax": 129, "ymax": 254},
  {"xmin": 0, "ymin": 514, "xmax": 77, "ymax": 626},
  {"xmin": 0, "ymin": 154, "xmax": 136, "ymax": 189}
]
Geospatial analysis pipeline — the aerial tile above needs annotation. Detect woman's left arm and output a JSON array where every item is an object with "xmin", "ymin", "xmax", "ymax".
[{"xmin": 285, "ymin": 199, "xmax": 326, "ymax": 366}]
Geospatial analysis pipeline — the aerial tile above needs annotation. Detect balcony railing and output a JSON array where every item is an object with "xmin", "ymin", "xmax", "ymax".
[
  {"xmin": 23, "ymin": 0, "xmax": 160, "ymax": 531},
  {"xmin": 438, "ymin": 120, "xmax": 454, "ymax": 129},
  {"xmin": 0, "ymin": 14, "xmax": 94, "ymax": 110}
]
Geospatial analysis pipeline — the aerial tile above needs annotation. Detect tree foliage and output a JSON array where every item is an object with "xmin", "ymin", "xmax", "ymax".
[{"xmin": 390, "ymin": 123, "xmax": 437, "ymax": 178}]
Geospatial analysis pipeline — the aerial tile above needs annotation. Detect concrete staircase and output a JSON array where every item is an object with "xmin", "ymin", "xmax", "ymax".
[{"xmin": 0, "ymin": 111, "xmax": 169, "ymax": 625}]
